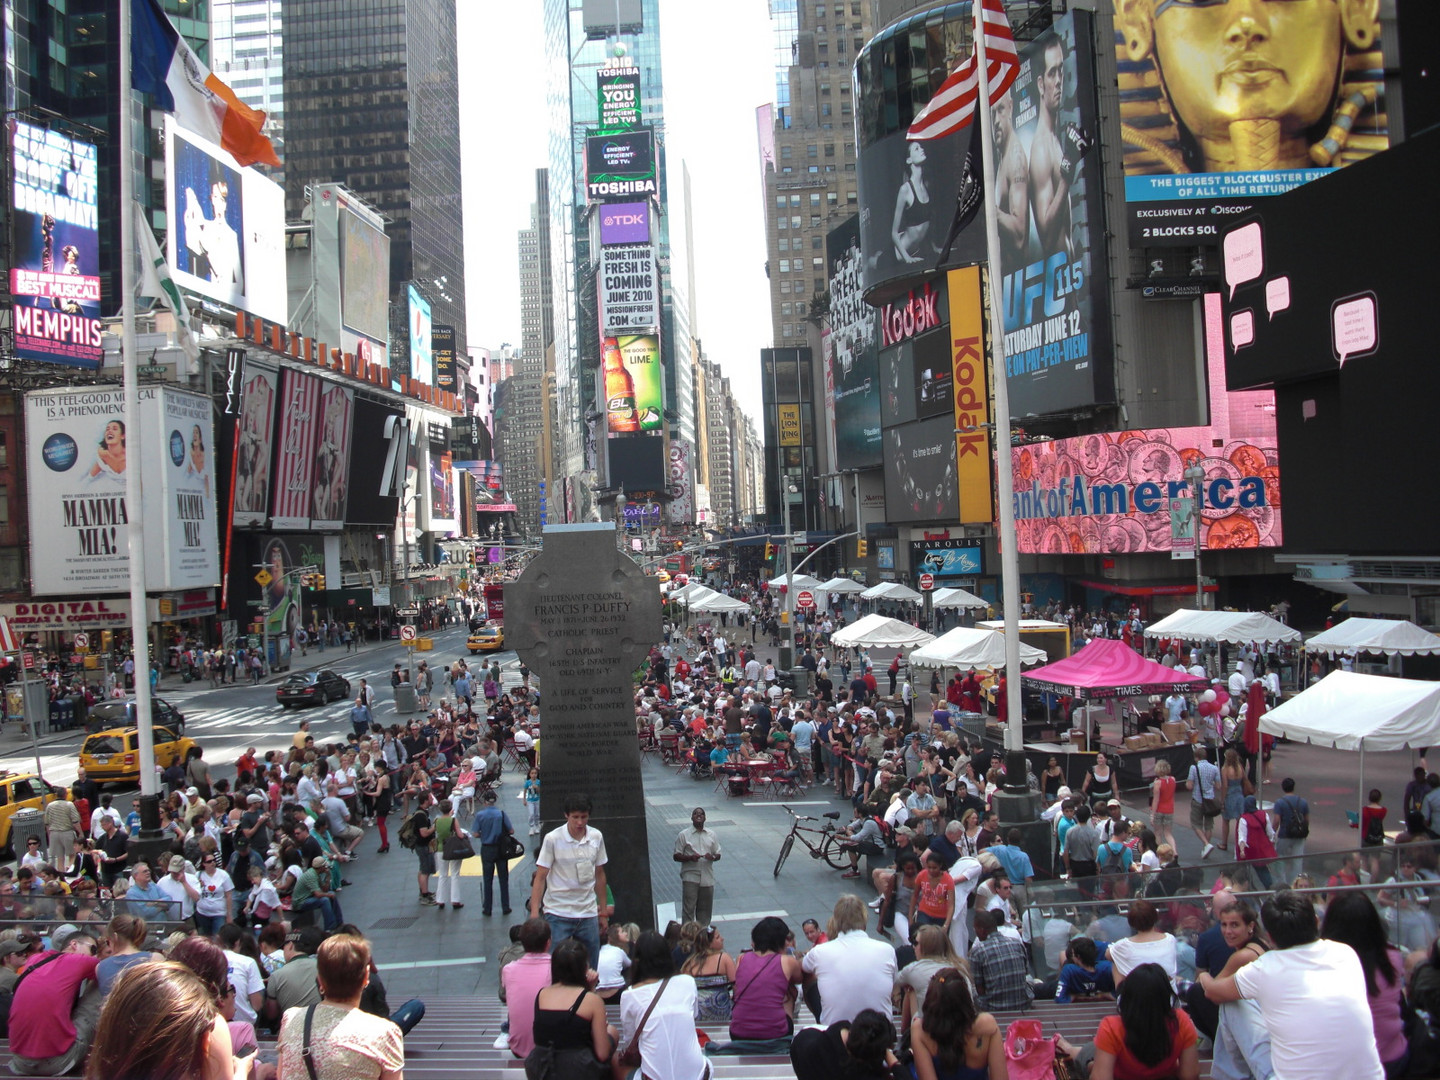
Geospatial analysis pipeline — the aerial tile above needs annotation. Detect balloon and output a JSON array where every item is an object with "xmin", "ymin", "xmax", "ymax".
[
  {"xmin": 1201, "ymin": 690, "xmax": 1217, "ymax": 703},
  {"xmin": 1215, "ymin": 690, "xmax": 1230, "ymax": 708},
  {"xmin": 1198, "ymin": 701, "xmax": 1216, "ymax": 717}
]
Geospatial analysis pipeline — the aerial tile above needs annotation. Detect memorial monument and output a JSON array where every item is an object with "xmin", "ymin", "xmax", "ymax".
[{"xmin": 505, "ymin": 523, "xmax": 662, "ymax": 926}]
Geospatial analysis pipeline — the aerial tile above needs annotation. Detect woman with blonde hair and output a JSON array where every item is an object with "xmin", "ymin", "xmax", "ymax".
[
  {"xmin": 85, "ymin": 961, "xmax": 235, "ymax": 1080},
  {"xmin": 1218, "ymin": 747, "xmax": 1248, "ymax": 851},
  {"xmin": 896, "ymin": 924, "xmax": 972, "ymax": 1030},
  {"xmin": 1150, "ymin": 758, "xmax": 1177, "ymax": 849}
]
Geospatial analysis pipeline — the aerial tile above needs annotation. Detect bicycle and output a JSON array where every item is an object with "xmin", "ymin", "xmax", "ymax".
[{"xmin": 773, "ymin": 804, "xmax": 851, "ymax": 877}]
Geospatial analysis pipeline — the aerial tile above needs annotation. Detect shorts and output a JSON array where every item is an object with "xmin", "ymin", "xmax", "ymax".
[
  {"xmin": 1190, "ymin": 800, "xmax": 1216, "ymax": 830},
  {"xmin": 416, "ymin": 846, "xmax": 437, "ymax": 875},
  {"xmin": 1152, "ymin": 812, "xmax": 1173, "ymax": 832}
]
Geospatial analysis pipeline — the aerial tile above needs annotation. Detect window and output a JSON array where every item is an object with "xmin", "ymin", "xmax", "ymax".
[
  {"xmin": 809, "ymin": 192, "xmax": 820, "ymax": 206},
  {"xmin": 808, "ymin": 165, "xmax": 819, "ymax": 173},
  {"xmin": 781, "ymin": 145, "xmax": 792, "ymax": 159},
  {"xmin": 0, "ymin": 484, "xmax": 8, "ymax": 527},
  {"xmin": 821, "ymin": 83, "xmax": 831, "ymax": 96},
  {"xmin": 844, "ymin": 142, "xmax": 855, "ymax": 156},
  {"xmin": 827, "ymin": 192, "xmax": 837, "ymax": 206},
  {"xmin": 807, "ymin": 144, "xmax": 818, "ymax": 158},
  {"xmin": 818, "ymin": 43, "xmax": 827, "ymax": 56},
  {"xmin": 779, "ymin": 259, "xmax": 791, "ymax": 272},
  {"xmin": 781, "ymin": 280, "xmax": 792, "ymax": 294},
  {"xmin": 775, "ymin": 195, "xmax": 786, "ymax": 209},
  {"xmin": 810, "ymin": 215, "xmax": 821, "ymax": 227},
  {"xmin": 782, "ymin": 323, "xmax": 794, "ymax": 337},
  {"xmin": 812, "ymin": 235, "xmax": 823, "ymax": 249},
  {"xmin": 821, "ymin": 103, "xmax": 831, "ymax": 117},
  {"xmin": 815, "ymin": 278, "xmax": 826, "ymax": 292},
  {"xmin": 0, "ymin": 430, "xmax": 7, "ymax": 467},
  {"xmin": 778, "ymin": 216, "xmax": 787, "ymax": 229},
  {"xmin": 815, "ymin": 3, "xmax": 825, "ymax": 15},
  {"xmin": 790, "ymin": 194, "xmax": 801, "ymax": 206},
  {"xmin": 791, "ymin": 216, "xmax": 801, "ymax": 227},
  {"xmin": 812, "ymin": 256, "xmax": 823, "ymax": 268},
  {"xmin": 782, "ymin": 303, "xmax": 793, "ymax": 315},
  {"xmin": 825, "ymin": 143, "xmax": 835, "ymax": 157},
  {"xmin": 777, "ymin": 237, "xmax": 789, "ymax": 251},
  {"xmin": 796, "ymin": 302, "xmax": 808, "ymax": 315}
]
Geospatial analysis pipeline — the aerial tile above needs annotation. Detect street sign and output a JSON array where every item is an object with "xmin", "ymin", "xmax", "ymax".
[
  {"xmin": 73, "ymin": 632, "xmax": 89, "ymax": 649},
  {"xmin": 399, "ymin": 625, "xmax": 418, "ymax": 642},
  {"xmin": 254, "ymin": 568, "xmax": 273, "ymax": 587},
  {"xmin": 21, "ymin": 652, "xmax": 35, "ymax": 670},
  {"xmin": 793, "ymin": 532, "xmax": 808, "ymax": 546},
  {"xmin": 796, "ymin": 589, "xmax": 815, "ymax": 610},
  {"xmin": 919, "ymin": 573, "xmax": 935, "ymax": 591}
]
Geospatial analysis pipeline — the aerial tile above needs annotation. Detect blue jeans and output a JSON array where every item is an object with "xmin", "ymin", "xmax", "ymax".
[
  {"xmin": 294, "ymin": 895, "xmax": 338, "ymax": 931},
  {"xmin": 545, "ymin": 913, "xmax": 601, "ymax": 969},
  {"xmin": 194, "ymin": 912, "xmax": 226, "ymax": 937},
  {"xmin": 481, "ymin": 842, "xmax": 510, "ymax": 914},
  {"xmin": 390, "ymin": 998, "xmax": 426, "ymax": 1036}
]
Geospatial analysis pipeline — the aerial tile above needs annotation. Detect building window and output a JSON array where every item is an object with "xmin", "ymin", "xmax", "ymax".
[
  {"xmin": 779, "ymin": 259, "xmax": 791, "ymax": 272},
  {"xmin": 815, "ymin": 277, "xmax": 826, "ymax": 292},
  {"xmin": 781, "ymin": 280, "xmax": 792, "ymax": 294},
  {"xmin": 812, "ymin": 256, "xmax": 823, "ymax": 268},
  {"xmin": 781, "ymin": 145, "xmax": 792, "ymax": 159},
  {"xmin": 809, "ymin": 192, "xmax": 820, "ymax": 206},
  {"xmin": 0, "ymin": 430, "xmax": 7, "ymax": 468},
  {"xmin": 782, "ymin": 302, "xmax": 793, "ymax": 315},
  {"xmin": 818, "ymin": 43, "xmax": 827, "ymax": 56},
  {"xmin": 790, "ymin": 194, "xmax": 801, "ymax": 206},
  {"xmin": 808, "ymin": 165, "xmax": 819, "ymax": 173},
  {"xmin": 821, "ymin": 83, "xmax": 831, "ymax": 96},
  {"xmin": 782, "ymin": 322, "xmax": 794, "ymax": 337},
  {"xmin": 807, "ymin": 144, "xmax": 818, "ymax": 158},
  {"xmin": 791, "ymin": 216, "xmax": 801, "ymax": 227},
  {"xmin": 821, "ymin": 102, "xmax": 831, "ymax": 117},
  {"xmin": 775, "ymin": 195, "xmax": 787, "ymax": 209},
  {"xmin": 796, "ymin": 302, "xmax": 808, "ymax": 315},
  {"xmin": 777, "ymin": 237, "xmax": 788, "ymax": 251},
  {"xmin": 827, "ymin": 191, "xmax": 837, "ymax": 206},
  {"xmin": 810, "ymin": 215, "xmax": 821, "ymax": 226},
  {"xmin": 778, "ymin": 216, "xmax": 787, "ymax": 230},
  {"xmin": 825, "ymin": 143, "xmax": 835, "ymax": 157},
  {"xmin": 812, "ymin": 235, "xmax": 823, "ymax": 249},
  {"xmin": 815, "ymin": 3, "xmax": 825, "ymax": 14}
]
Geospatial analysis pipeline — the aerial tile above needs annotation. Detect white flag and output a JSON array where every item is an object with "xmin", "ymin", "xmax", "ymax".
[{"xmin": 135, "ymin": 208, "xmax": 199, "ymax": 366}]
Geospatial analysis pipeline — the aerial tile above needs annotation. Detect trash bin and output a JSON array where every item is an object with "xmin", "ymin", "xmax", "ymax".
[
  {"xmin": 8, "ymin": 808, "xmax": 45, "ymax": 854},
  {"xmin": 393, "ymin": 685, "xmax": 418, "ymax": 714}
]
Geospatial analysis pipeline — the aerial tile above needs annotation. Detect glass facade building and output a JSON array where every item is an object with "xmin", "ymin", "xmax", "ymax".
[{"xmin": 283, "ymin": 0, "xmax": 467, "ymax": 355}]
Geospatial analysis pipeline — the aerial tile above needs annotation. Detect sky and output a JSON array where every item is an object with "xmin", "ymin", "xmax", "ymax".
[{"xmin": 456, "ymin": 1, "xmax": 777, "ymax": 422}]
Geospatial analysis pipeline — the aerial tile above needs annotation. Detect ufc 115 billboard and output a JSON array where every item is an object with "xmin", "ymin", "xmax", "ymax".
[
  {"xmin": 25, "ymin": 386, "xmax": 218, "ymax": 595},
  {"xmin": 163, "ymin": 117, "xmax": 287, "ymax": 323},
  {"xmin": 10, "ymin": 122, "xmax": 102, "ymax": 368}
]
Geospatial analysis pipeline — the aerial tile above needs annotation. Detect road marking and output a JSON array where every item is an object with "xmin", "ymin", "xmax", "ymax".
[
  {"xmin": 377, "ymin": 956, "xmax": 487, "ymax": 971},
  {"xmin": 743, "ymin": 801, "xmax": 829, "ymax": 807}
]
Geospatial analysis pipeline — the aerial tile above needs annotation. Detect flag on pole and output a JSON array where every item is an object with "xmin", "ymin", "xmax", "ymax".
[
  {"xmin": 906, "ymin": 0, "xmax": 1019, "ymax": 141},
  {"xmin": 131, "ymin": 0, "xmax": 280, "ymax": 168},
  {"xmin": 135, "ymin": 210, "xmax": 200, "ymax": 367}
]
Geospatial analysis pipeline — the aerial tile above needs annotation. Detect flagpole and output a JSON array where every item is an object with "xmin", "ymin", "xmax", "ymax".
[
  {"xmin": 973, "ymin": 0, "xmax": 1024, "ymax": 756},
  {"xmin": 119, "ymin": 0, "xmax": 158, "ymax": 805}
]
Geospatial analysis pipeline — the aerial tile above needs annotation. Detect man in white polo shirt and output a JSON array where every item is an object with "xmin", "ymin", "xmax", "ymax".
[
  {"xmin": 529, "ymin": 791, "xmax": 609, "ymax": 969},
  {"xmin": 801, "ymin": 894, "xmax": 897, "ymax": 1024}
]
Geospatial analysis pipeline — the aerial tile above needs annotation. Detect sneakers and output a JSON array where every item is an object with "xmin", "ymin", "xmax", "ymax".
[
  {"xmin": 867, "ymin": 897, "xmax": 883, "ymax": 910},
  {"xmin": 419, "ymin": 893, "xmax": 438, "ymax": 906},
  {"xmin": 1201, "ymin": 842, "xmax": 1215, "ymax": 859},
  {"xmin": 841, "ymin": 870, "xmax": 860, "ymax": 879}
]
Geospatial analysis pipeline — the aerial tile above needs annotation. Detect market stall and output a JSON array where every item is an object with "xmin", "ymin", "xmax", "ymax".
[
  {"xmin": 932, "ymin": 587, "xmax": 990, "ymax": 610},
  {"xmin": 830, "ymin": 612, "xmax": 935, "ymax": 650},
  {"xmin": 860, "ymin": 582, "xmax": 923, "ymax": 603},
  {"xmin": 1143, "ymin": 608, "xmax": 1304, "ymax": 687}
]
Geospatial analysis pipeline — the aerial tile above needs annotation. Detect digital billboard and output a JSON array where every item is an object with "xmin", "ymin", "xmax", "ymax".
[
  {"xmin": 599, "ymin": 243, "xmax": 659, "ymax": 332},
  {"xmin": 270, "ymin": 369, "xmax": 322, "ymax": 531},
  {"xmin": 599, "ymin": 202, "xmax": 651, "ymax": 246},
  {"xmin": 883, "ymin": 416, "xmax": 959, "ymax": 524},
  {"xmin": 457, "ymin": 461, "xmax": 516, "ymax": 514},
  {"xmin": 825, "ymin": 215, "xmax": 881, "ymax": 470},
  {"xmin": 602, "ymin": 335, "xmax": 663, "ymax": 434},
  {"xmin": 433, "ymin": 325, "xmax": 457, "ymax": 393},
  {"xmin": 233, "ymin": 361, "xmax": 278, "ymax": 528},
  {"xmin": 308, "ymin": 383, "xmax": 353, "ymax": 531},
  {"xmin": 909, "ymin": 538, "xmax": 984, "ymax": 578},
  {"xmin": 408, "ymin": 284, "xmax": 433, "ymax": 386},
  {"xmin": 25, "ymin": 387, "xmax": 218, "ymax": 595},
  {"xmin": 666, "ymin": 441, "xmax": 694, "ymax": 524},
  {"xmin": 996, "ymin": 12, "xmax": 1113, "ymax": 418},
  {"xmin": 347, "ymin": 398, "xmax": 403, "ymax": 525},
  {"xmin": 1012, "ymin": 293, "xmax": 1282, "ymax": 555},
  {"xmin": 430, "ymin": 449, "xmax": 454, "ymax": 520},
  {"xmin": 1115, "ymin": 4, "xmax": 1386, "ymax": 246},
  {"xmin": 10, "ymin": 122, "xmax": 102, "ymax": 368},
  {"xmin": 597, "ymin": 67, "xmax": 642, "ymax": 132},
  {"xmin": 586, "ymin": 130, "xmax": 657, "ymax": 201},
  {"xmin": 947, "ymin": 267, "xmax": 992, "ymax": 524},
  {"xmin": 607, "ymin": 434, "xmax": 666, "ymax": 494},
  {"xmin": 164, "ymin": 117, "xmax": 286, "ymax": 323},
  {"xmin": 340, "ymin": 206, "xmax": 390, "ymax": 343}
]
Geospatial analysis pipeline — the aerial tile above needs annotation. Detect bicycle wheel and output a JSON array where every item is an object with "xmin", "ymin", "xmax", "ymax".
[
  {"xmin": 822, "ymin": 833, "xmax": 852, "ymax": 872},
  {"xmin": 773, "ymin": 834, "xmax": 795, "ymax": 877}
]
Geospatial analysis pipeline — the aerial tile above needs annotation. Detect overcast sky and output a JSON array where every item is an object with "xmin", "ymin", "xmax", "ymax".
[{"xmin": 456, "ymin": 1, "xmax": 776, "ymax": 422}]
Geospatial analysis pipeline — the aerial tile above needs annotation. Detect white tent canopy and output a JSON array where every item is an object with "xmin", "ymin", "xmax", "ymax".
[
  {"xmin": 861, "ymin": 582, "xmax": 923, "ymax": 602},
  {"xmin": 769, "ymin": 573, "xmax": 823, "ymax": 591},
  {"xmin": 910, "ymin": 626, "xmax": 1048, "ymax": 669},
  {"xmin": 830, "ymin": 613, "xmax": 935, "ymax": 649},
  {"xmin": 818, "ymin": 576, "xmax": 866, "ymax": 594},
  {"xmin": 683, "ymin": 586, "xmax": 752, "ymax": 614},
  {"xmin": 668, "ymin": 582, "xmax": 711, "ymax": 606},
  {"xmin": 1304, "ymin": 618, "xmax": 1440, "ymax": 658},
  {"xmin": 1143, "ymin": 608, "xmax": 1303, "ymax": 645},
  {"xmin": 932, "ymin": 586, "xmax": 990, "ymax": 610}
]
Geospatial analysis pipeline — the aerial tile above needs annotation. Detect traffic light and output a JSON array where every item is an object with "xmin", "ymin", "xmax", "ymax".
[
  {"xmin": 472, "ymin": 548, "xmax": 482, "ymax": 568},
  {"xmin": 299, "ymin": 572, "xmax": 315, "ymax": 590},
  {"xmin": 673, "ymin": 540, "xmax": 683, "ymax": 552},
  {"xmin": 764, "ymin": 542, "xmax": 775, "ymax": 561},
  {"xmin": 857, "ymin": 537, "xmax": 869, "ymax": 558},
  {"xmin": 314, "ymin": 574, "xmax": 326, "ymax": 591}
]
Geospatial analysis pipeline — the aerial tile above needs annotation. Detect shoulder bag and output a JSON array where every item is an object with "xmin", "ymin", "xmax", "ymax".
[
  {"xmin": 301, "ymin": 1003, "xmax": 320, "ymax": 1080},
  {"xmin": 500, "ymin": 833, "xmax": 526, "ymax": 861},
  {"xmin": 617, "ymin": 977, "xmax": 670, "ymax": 1069},
  {"xmin": 441, "ymin": 820, "xmax": 475, "ymax": 861}
]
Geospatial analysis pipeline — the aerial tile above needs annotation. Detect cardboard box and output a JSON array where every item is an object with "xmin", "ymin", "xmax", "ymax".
[
  {"xmin": 1162, "ymin": 721, "xmax": 1189, "ymax": 743},
  {"xmin": 1123, "ymin": 735, "xmax": 1148, "ymax": 751},
  {"xmin": 1145, "ymin": 732, "xmax": 1168, "ymax": 748}
]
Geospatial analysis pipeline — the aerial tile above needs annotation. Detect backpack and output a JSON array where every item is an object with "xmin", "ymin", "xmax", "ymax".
[
  {"xmin": 1099, "ymin": 840, "xmax": 1128, "ymax": 875},
  {"xmin": 398, "ymin": 813, "xmax": 422, "ymax": 850},
  {"xmin": 871, "ymin": 815, "xmax": 894, "ymax": 846},
  {"xmin": 1282, "ymin": 796, "xmax": 1310, "ymax": 839}
]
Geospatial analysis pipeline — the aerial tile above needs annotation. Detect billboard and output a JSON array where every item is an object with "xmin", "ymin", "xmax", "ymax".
[
  {"xmin": 340, "ymin": 205, "xmax": 390, "ymax": 343},
  {"xmin": 270, "ymin": 369, "xmax": 322, "ymax": 531},
  {"xmin": 10, "ymin": 122, "xmax": 102, "ymax": 368},
  {"xmin": 308, "ymin": 383, "xmax": 353, "ymax": 531},
  {"xmin": 430, "ymin": 449, "xmax": 454, "ymax": 520},
  {"xmin": 947, "ymin": 267, "xmax": 992, "ymax": 524},
  {"xmin": 599, "ymin": 243, "xmax": 660, "ymax": 331},
  {"xmin": 586, "ymin": 130, "xmax": 658, "ymax": 201},
  {"xmin": 25, "ymin": 386, "xmax": 218, "ymax": 594},
  {"xmin": 458, "ymin": 461, "xmax": 516, "ymax": 514},
  {"xmin": 582, "ymin": 0, "xmax": 642, "ymax": 35},
  {"xmin": 164, "ymin": 117, "xmax": 286, "ymax": 323},
  {"xmin": 777, "ymin": 404, "xmax": 802, "ymax": 447},
  {"xmin": 1012, "ymin": 292, "xmax": 1282, "ymax": 555},
  {"xmin": 883, "ymin": 416, "xmax": 958, "ymax": 524},
  {"xmin": 233, "ymin": 361, "xmax": 279, "ymax": 527},
  {"xmin": 597, "ymin": 67, "xmax": 642, "ymax": 132},
  {"xmin": 408, "ymin": 285, "xmax": 433, "ymax": 386},
  {"xmin": 825, "ymin": 215, "xmax": 881, "ymax": 470},
  {"xmin": 667, "ymin": 441, "xmax": 694, "ymax": 524},
  {"xmin": 909, "ymin": 538, "xmax": 984, "ymax": 578},
  {"xmin": 347, "ymin": 398, "xmax": 403, "ymax": 525},
  {"xmin": 602, "ymin": 335, "xmax": 663, "ymax": 434},
  {"xmin": 996, "ymin": 12, "xmax": 1114, "ymax": 417},
  {"xmin": 607, "ymin": 435, "xmax": 666, "ymax": 494},
  {"xmin": 1115, "ymin": 5, "xmax": 1386, "ymax": 246},
  {"xmin": 254, "ymin": 535, "xmax": 302, "ymax": 669},
  {"xmin": 599, "ymin": 202, "xmax": 651, "ymax": 246},
  {"xmin": 433, "ymin": 325, "xmax": 457, "ymax": 393}
]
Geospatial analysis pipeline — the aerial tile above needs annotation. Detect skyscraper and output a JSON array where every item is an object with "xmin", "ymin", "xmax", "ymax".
[
  {"xmin": 210, "ymin": 0, "xmax": 285, "ymax": 157},
  {"xmin": 543, "ymin": 0, "xmax": 691, "ymax": 523},
  {"xmin": 282, "ymin": 0, "xmax": 468, "ymax": 355}
]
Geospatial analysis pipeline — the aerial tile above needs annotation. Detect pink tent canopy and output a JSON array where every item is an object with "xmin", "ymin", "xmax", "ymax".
[{"xmin": 1022, "ymin": 638, "xmax": 1207, "ymax": 700}]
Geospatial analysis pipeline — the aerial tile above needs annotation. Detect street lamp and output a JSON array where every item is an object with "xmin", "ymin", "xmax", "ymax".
[{"xmin": 1183, "ymin": 463, "xmax": 1206, "ymax": 610}]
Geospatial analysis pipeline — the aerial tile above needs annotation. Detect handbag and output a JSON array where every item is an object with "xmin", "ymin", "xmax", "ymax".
[
  {"xmin": 1003, "ymin": 1017, "xmax": 1057, "ymax": 1080},
  {"xmin": 618, "ymin": 977, "xmax": 669, "ymax": 1069},
  {"xmin": 501, "ymin": 833, "xmax": 526, "ymax": 861},
  {"xmin": 442, "ymin": 831, "xmax": 475, "ymax": 861}
]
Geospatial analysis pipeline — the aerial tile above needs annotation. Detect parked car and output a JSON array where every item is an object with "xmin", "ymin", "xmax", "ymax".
[
  {"xmin": 276, "ymin": 670, "xmax": 352, "ymax": 708},
  {"xmin": 78, "ymin": 726, "xmax": 194, "ymax": 787},
  {"xmin": 85, "ymin": 696, "xmax": 186, "ymax": 736},
  {"xmin": 0, "ymin": 771, "xmax": 61, "ymax": 854},
  {"xmin": 466, "ymin": 624, "xmax": 505, "ymax": 653}
]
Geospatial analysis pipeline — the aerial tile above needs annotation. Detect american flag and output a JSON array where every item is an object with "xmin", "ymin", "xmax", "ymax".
[{"xmin": 906, "ymin": 0, "xmax": 1019, "ymax": 141}]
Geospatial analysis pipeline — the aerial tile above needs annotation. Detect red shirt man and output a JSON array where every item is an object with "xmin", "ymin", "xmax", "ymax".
[{"xmin": 9, "ymin": 938, "xmax": 100, "ymax": 1066}]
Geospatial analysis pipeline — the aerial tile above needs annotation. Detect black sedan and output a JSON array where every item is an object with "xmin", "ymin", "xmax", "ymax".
[{"xmin": 276, "ymin": 670, "xmax": 352, "ymax": 709}]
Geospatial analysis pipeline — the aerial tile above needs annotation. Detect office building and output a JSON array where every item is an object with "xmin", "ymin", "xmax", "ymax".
[{"xmin": 210, "ymin": 0, "xmax": 284, "ymax": 157}]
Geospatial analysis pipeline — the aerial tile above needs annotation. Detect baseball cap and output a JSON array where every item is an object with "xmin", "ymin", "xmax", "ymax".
[
  {"xmin": 482, "ymin": 789, "xmax": 498, "ymax": 803},
  {"xmin": 48, "ymin": 924, "xmax": 81, "ymax": 951},
  {"xmin": 0, "ymin": 933, "xmax": 38, "ymax": 958},
  {"xmin": 185, "ymin": 787, "xmax": 199, "ymax": 798},
  {"xmin": 311, "ymin": 856, "xmax": 329, "ymax": 869},
  {"xmin": 247, "ymin": 793, "xmax": 265, "ymax": 804},
  {"xmin": 286, "ymin": 926, "xmax": 327, "ymax": 954},
  {"xmin": 1107, "ymin": 798, "xmax": 1121, "ymax": 808},
  {"xmin": 168, "ymin": 855, "xmax": 187, "ymax": 873}
]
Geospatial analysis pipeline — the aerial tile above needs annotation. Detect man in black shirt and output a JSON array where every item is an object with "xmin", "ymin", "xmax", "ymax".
[
  {"xmin": 750, "ymin": 698, "xmax": 773, "ymax": 745},
  {"xmin": 292, "ymin": 820, "xmax": 325, "ymax": 868},
  {"xmin": 96, "ymin": 816, "xmax": 129, "ymax": 888}
]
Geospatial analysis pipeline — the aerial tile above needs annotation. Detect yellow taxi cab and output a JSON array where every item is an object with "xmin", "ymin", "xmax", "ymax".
[
  {"xmin": 0, "ymin": 771, "xmax": 60, "ymax": 854},
  {"xmin": 466, "ymin": 624, "xmax": 505, "ymax": 653},
  {"xmin": 654, "ymin": 569, "xmax": 671, "ymax": 583},
  {"xmin": 79, "ymin": 725, "xmax": 195, "ymax": 787}
]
